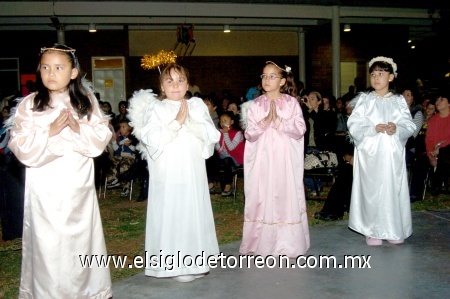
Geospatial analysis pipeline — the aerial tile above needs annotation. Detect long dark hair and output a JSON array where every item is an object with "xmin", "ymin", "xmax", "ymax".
[{"xmin": 33, "ymin": 44, "xmax": 93, "ymax": 120}]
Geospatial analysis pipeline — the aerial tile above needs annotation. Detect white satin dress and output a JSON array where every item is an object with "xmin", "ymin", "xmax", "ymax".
[
  {"xmin": 8, "ymin": 91, "xmax": 113, "ymax": 299},
  {"xmin": 347, "ymin": 92, "xmax": 416, "ymax": 241}
]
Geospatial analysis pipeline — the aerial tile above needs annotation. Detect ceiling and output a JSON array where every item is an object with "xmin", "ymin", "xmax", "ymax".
[{"xmin": 0, "ymin": 1, "xmax": 449, "ymax": 42}]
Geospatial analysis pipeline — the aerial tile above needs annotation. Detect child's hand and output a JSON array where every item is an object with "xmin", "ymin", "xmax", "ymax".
[
  {"xmin": 375, "ymin": 124, "xmax": 389, "ymax": 133},
  {"xmin": 65, "ymin": 109, "xmax": 80, "ymax": 134},
  {"xmin": 271, "ymin": 100, "xmax": 278, "ymax": 120},
  {"xmin": 175, "ymin": 99, "xmax": 189, "ymax": 125},
  {"xmin": 264, "ymin": 100, "xmax": 276, "ymax": 123},
  {"xmin": 123, "ymin": 138, "xmax": 131, "ymax": 146},
  {"xmin": 386, "ymin": 122, "xmax": 396, "ymax": 135},
  {"xmin": 49, "ymin": 110, "xmax": 69, "ymax": 137}
]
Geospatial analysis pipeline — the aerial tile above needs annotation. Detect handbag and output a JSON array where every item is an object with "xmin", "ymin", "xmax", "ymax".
[{"xmin": 304, "ymin": 151, "xmax": 338, "ymax": 170}]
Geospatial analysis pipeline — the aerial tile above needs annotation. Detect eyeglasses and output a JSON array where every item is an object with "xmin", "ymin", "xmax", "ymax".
[{"xmin": 260, "ymin": 74, "xmax": 280, "ymax": 81}]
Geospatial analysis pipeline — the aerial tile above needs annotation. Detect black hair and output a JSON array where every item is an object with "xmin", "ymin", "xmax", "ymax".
[
  {"xmin": 33, "ymin": 44, "xmax": 93, "ymax": 120},
  {"xmin": 219, "ymin": 111, "xmax": 241, "ymax": 131}
]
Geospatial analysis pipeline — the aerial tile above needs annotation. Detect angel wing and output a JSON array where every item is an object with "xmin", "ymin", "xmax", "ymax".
[
  {"xmin": 127, "ymin": 89, "xmax": 159, "ymax": 159},
  {"xmin": 239, "ymin": 101, "xmax": 253, "ymax": 130}
]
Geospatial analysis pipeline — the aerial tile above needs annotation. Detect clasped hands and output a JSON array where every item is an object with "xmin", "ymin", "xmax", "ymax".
[
  {"xmin": 176, "ymin": 99, "xmax": 189, "ymax": 126},
  {"xmin": 264, "ymin": 100, "xmax": 278, "ymax": 123},
  {"xmin": 376, "ymin": 122, "xmax": 396, "ymax": 135},
  {"xmin": 49, "ymin": 108, "xmax": 80, "ymax": 137}
]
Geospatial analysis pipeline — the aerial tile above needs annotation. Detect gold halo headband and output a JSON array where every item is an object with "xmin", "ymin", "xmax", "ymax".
[
  {"xmin": 40, "ymin": 47, "xmax": 76, "ymax": 54},
  {"xmin": 266, "ymin": 61, "xmax": 292, "ymax": 74}
]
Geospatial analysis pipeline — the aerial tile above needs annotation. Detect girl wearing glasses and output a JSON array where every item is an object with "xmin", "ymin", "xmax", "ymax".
[
  {"xmin": 6, "ymin": 44, "xmax": 113, "ymax": 298},
  {"xmin": 239, "ymin": 61, "xmax": 310, "ymax": 257}
]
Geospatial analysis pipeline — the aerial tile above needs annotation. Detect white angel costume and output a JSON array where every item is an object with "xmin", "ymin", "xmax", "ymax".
[
  {"xmin": 7, "ymin": 91, "xmax": 113, "ymax": 298},
  {"xmin": 127, "ymin": 90, "xmax": 220, "ymax": 278},
  {"xmin": 347, "ymin": 92, "xmax": 416, "ymax": 241}
]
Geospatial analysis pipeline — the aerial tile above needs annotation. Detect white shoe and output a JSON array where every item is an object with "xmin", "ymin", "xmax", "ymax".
[{"xmin": 172, "ymin": 275, "xmax": 195, "ymax": 283}]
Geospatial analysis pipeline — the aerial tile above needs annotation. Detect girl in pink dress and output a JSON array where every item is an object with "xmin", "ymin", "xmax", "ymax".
[{"xmin": 239, "ymin": 61, "xmax": 310, "ymax": 257}]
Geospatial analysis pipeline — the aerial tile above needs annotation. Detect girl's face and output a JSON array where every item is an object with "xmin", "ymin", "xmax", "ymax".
[
  {"xmin": 425, "ymin": 103, "xmax": 436, "ymax": 117},
  {"xmin": 261, "ymin": 64, "xmax": 286, "ymax": 94},
  {"xmin": 307, "ymin": 92, "xmax": 321, "ymax": 110},
  {"xmin": 203, "ymin": 99, "xmax": 216, "ymax": 114},
  {"xmin": 219, "ymin": 114, "xmax": 233, "ymax": 129},
  {"xmin": 369, "ymin": 68, "xmax": 393, "ymax": 96},
  {"xmin": 227, "ymin": 103, "xmax": 239, "ymax": 115},
  {"xmin": 2, "ymin": 108, "xmax": 8, "ymax": 119},
  {"xmin": 422, "ymin": 99, "xmax": 430, "ymax": 111},
  {"xmin": 101, "ymin": 103, "xmax": 110, "ymax": 114},
  {"xmin": 161, "ymin": 69, "xmax": 189, "ymax": 101},
  {"xmin": 118, "ymin": 122, "xmax": 131, "ymax": 136},
  {"xmin": 39, "ymin": 51, "xmax": 78, "ymax": 94},
  {"xmin": 402, "ymin": 89, "xmax": 414, "ymax": 107},
  {"xmin": 323, "ymin": 98, "xmax": 330, "ymax": 110},
  {"xmin": 435, "ymin": 96, "xmax": 450, "ymax": 113},
  {"xmin": 222, "ymin": 98, "xmax": 229, "ymax": 109},
  {"xmin": 336, "ymin": 99, "xmax": 343, "ymax": 110}
]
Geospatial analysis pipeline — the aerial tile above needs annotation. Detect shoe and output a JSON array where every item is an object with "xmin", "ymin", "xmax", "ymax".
[
  {"xmin": 365, "ymin": 236, "xmax": 382, "ymax": 246},
  {"xmin": 209, "ymin": 186, "xmax": 215, "ymax": 194},
  {"xmin": 194, "ymin": 274, "xmax": 206, "ymax": 279},
  {"xmin": 120, "ymin": 188, "xmax": 130, "ymax": 197},
  {"xmin": 314, "ymin": 211, "xmax": 326, "ymax": 220},
  {"xmin": 309, "ymin": 191, "xmax": 318, "ymax": 197},
  {"xmin": 172, "ymin": 275, "xmax": 195, "ymax": 283},
  {"xmin": 221, "ymin": 190, "xmax": 232, "ymax": 197},
  {"xmin": 387, "ymin": 239, "xmax": 404, "ymax": 244},
  {"xmin": 107, "ymin": 179, "xmax": 120, "ymax": 189}
]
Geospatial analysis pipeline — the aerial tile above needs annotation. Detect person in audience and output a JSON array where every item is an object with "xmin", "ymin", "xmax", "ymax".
[
  {"xmin": 112, "ymin": 100, "xmax": 128, "ymax": 131},
  {"xmin": 315, "ymin": 100, "xmax": 354, "ymax": 221},
  {"xmin": 347, "ymin": 56, "xmax": 415, "ymax": 246},
  {"xmin": 215, "ymin": 111, "xmax": 245, "ymax": 196},
  {"xmin": 203, "ymin": 95, "xmax": 220, "ymax": 192},
  {"xmin": 245, "ymin": 80, "xmax": 262, "ymax": 101},
  {"xmin": 0, "ymin": 112, "xmax": 25, "ymax": 241},
  {"xmin": 410, "ymin": 97, "xmax": 436, "ymax": 201},
  {"xmin": 239, "ymin": 61, "xmax": 309, "ymax": 257},
  {"xmin": 425, "ymin": 89, "xmax": 450, "ymax": 196},
  {"xmin": 402, "ymin": 88, "xmax": 423, "ymax": 166},
  {"xmin": 106, "ymin": 118, "xmax": 138, "ymax": 197}
]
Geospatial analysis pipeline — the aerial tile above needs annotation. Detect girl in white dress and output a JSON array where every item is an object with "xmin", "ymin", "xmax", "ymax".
[
  {"xmin": 7, "ymin": 44, "xmax": 113, "ymax": 298},
  {"xmin": 347, "ymin": 56, "xmax": 416, "ymax": 246},
  {"xmin": 128, "ymin": 64, "xmax": 220, "ymax": 282}
]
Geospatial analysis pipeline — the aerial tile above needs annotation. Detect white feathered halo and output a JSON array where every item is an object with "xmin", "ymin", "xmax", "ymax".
[{"xmin": 127, "ymin": 89, "xmax": 159, "ymax": 160}]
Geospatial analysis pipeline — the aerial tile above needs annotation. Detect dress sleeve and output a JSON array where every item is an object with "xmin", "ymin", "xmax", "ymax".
[
  {"xmin": 244, "ymin": 100, "xmax": 270, "ymax": 142},
  {"xmin": 183, "ymin": 97, "xmax": 220, "ymax": 159},
  {"xmin": 140, "ymin": 102, "xmax": 181, "ymax": 161},
  {"xmin": 8, "ymin": 94, "xmax": 112, "ymax": 168},
  {"xmin": 347, "ymin": 94, "xmax": 378, "ymax": 147},
  {"xmin": 71, "ymin": 95, "xmax": 113, "ymax": 158},
  {"xmin": 275, "ymin": 98, "xmax": 307, "ymax": 140}
]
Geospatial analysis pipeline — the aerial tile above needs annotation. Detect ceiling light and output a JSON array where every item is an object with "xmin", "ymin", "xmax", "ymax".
[
  {"xmin": 223, "ymin": 25, "xmax": 230, "ymax": 33},
  {"xmin": 89, "ymin": 23, "xmax": 97, "ymax": 33},
  {"xmin": 343, "ymin": 24, "xmax": 351, "ymax": 32}
]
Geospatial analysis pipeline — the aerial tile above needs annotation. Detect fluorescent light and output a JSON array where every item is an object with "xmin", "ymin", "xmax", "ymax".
[
  {"xmin": 89, "ymin": 23, "xmax": 97, "ymax": 32},
  {"xmin": 344, "ymin": 24, "xmax": 351, "ymax": 32},
  {"xmin": 224, "ymin": 25, "xmax": 230, "ymax": 33}
]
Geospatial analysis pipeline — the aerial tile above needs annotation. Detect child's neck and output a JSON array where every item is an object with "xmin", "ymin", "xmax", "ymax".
[{"xmin": 265, "ymin": 91, "xmax": 282, "ymax": 100}]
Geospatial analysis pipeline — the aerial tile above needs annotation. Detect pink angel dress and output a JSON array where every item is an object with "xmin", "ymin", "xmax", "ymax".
[
  {"xmin": 239, "ymin": 94, "xmax": 310, "ymax": 258},
  {"xmin": 7, "ymin": 90, "xmax": 113, "ymax": 299}
]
